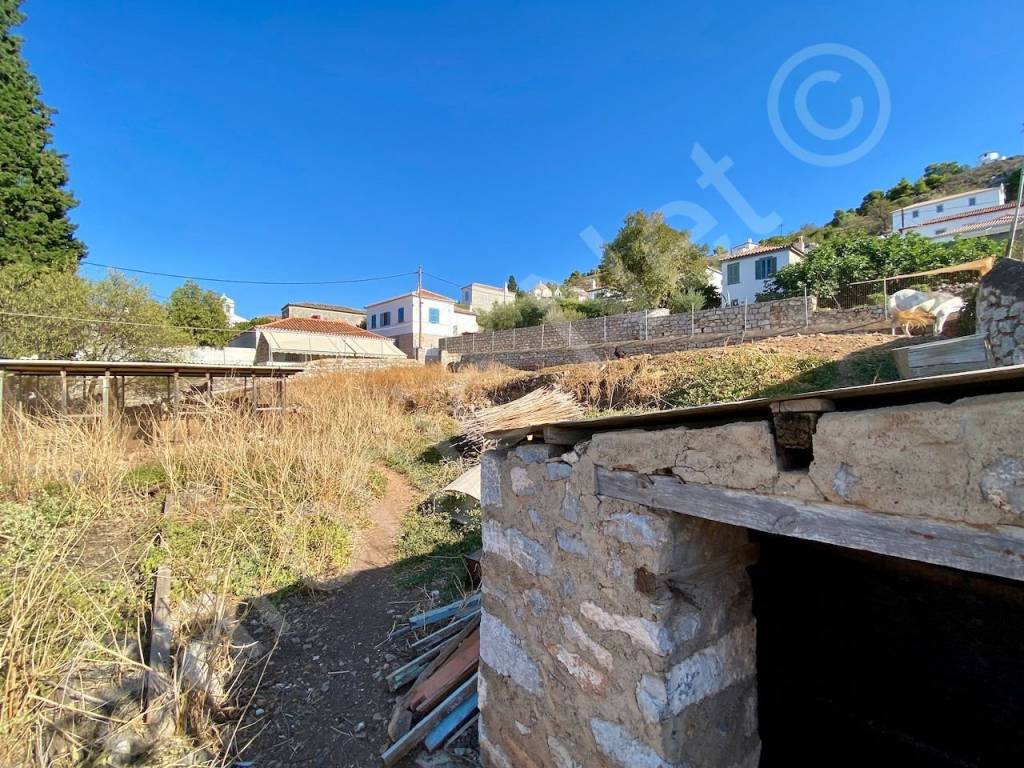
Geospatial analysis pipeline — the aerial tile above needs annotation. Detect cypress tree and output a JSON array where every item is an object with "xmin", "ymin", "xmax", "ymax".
[{"xmin": 0, "ymin": 0, "xmax": 85, "ymax": 269}]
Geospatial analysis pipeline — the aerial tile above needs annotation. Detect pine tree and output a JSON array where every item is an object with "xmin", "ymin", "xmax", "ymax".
[{"xmin": 0, "ymin": 0, "xmax": 85, "ymax": 269}]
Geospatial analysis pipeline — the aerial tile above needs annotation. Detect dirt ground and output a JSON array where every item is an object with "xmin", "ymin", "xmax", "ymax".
[{"xmin": 235, "ymin": 471, "xmax": 448, "ymax": 768}]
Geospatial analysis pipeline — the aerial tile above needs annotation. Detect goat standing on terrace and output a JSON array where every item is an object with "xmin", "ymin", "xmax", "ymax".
[{"xmin": 887, "ymin": 288, "xmax": 964, "ymax": 336}]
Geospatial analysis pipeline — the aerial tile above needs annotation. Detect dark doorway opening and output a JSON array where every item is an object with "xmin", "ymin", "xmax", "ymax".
[{"xmin": 751, "ymin": 534, "xmax": 1024, "ymax": 767}]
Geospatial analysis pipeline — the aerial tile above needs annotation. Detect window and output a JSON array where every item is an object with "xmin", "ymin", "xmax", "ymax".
[
  {"xmin": 462, "ymin": 289, "xmax": 470, "ymax": 303},
  {"xmin": 380, "ymin": 311, "xmax": 391, "ymax": 327},
  {"xmin": 370, "ymin": 314, "xmax": 377, "ymax": 329},
  {"xmin": 912, "ymin": 210, "xmax": 919, "ymax": 219},
  {"xmin": 428, "ymin": 307, "xmax": 440, "ymax": 324},
  {"xmin": 726, "ymin": 262, "xmax": 740, "ymax": 285},
  {"xmin": 397, "ymin": 307, "xmax": 405, "ymax": 323},
  {"xmin": 936, "ymin": 204, "xmax": 944, "ymax": 213},
  {"xmin": 755, "ymin": 256, "xmax": 778, "ymax": 280},
  {"xmin": 969, "ymin": 197, "xmax": 977, "ymax": 206}
]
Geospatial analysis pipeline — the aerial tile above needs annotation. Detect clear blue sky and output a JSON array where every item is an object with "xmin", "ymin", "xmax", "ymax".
[{"xmin": 21, "ymin": 0, "xmax": 1024, "ymax": 317}]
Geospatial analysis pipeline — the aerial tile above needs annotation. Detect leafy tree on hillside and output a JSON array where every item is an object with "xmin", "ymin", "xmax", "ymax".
[
  {"xmin": 767, "ymin": 231, "xmax": 1000, "ymax": 306},
  {"xmin": 476, "ymin": 294, "xmax": 546, "ymax": 330},
  {"xmin": 0, "ymin": 1, "xmax": 85, "ymax": 269},
  {"xmin": 167, "ymin": 280, "xmax": 231, "ymax": 346},
  {"xmin": 599, "ymin": 211, "xmax": 709, "ymax": 310},
  {"xmin": 233, "ymin": 314, "xmax": 277, "ymax": 331},
  {"xmin": 885, "ymin": 177, "xmax": 915, "ymax": 202}
]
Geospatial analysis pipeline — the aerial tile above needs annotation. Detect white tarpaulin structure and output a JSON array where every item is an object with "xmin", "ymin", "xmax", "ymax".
[{"xmin": 256, "ymin": 328, "xmax": 407, "ymax": 364}]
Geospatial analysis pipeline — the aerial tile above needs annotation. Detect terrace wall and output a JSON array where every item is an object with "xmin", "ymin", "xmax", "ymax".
[
  {"xmin": 478, "ymin": 392, "xmax": 1024, "ymax": 767},
  {"xmin": 444, "ymin": 299, "xmax": 884, "ymax": 370}
]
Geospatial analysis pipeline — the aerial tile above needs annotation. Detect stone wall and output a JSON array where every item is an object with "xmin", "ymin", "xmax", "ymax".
[
  {"xmin": 453, "ymin": 305, "xmax": 886, "ymax": 371},
  {"xmin": 296, "ymin": 356, "xmax": 420, "ymax": 376},
  {"xmin": 977, "ymin": 258, "xmax": 1024, "ymax": 365},
  {"xmin": 478, "ymin": 392, "xmax": 1024, "ymax": 767},
  {"xmin": 442, "ymin": 298, "xmax": 886, "ymax": 362}
]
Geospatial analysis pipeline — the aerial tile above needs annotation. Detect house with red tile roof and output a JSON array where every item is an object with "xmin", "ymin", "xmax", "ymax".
[
  {"xmin": 365, "ymin": 288, "xmax": 479, "ymax": 358},
  {"xmin": 227, "ymin": 316, "xmax": 405, "ymax": 365},
  {"xmin": 719, "ymin": 238, "xmax": 806, "ymax": 304},
  {"xmin": 892, "ymin": 185, "xmax": 1012, "ymax": 242}
]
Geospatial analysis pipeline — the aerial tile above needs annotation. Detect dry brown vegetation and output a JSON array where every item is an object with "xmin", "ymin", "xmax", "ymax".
[{"xmin": 0, "ymin": 334, "xmax": 910, "ymax": 764}]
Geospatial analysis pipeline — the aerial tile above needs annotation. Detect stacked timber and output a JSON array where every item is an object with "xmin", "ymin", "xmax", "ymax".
[{"xmin": 381, "ymin": 592, "xmax": 481, "ymax": 766}]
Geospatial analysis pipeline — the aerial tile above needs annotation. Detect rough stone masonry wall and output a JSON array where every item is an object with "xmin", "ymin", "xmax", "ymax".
[
  {"xmin": 447, "ymin": 302, "xmax": 885, "ymax": 371},
  {"xmin": 478, "ymin": 391, "xmax": 1024, "ymax": 768},
  {"xmin": 977, "ymin": 258, "xmax": 1024, "ymax": 365}
]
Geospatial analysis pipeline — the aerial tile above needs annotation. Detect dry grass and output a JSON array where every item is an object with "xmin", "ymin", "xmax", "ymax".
[{"xmin": 0, "ymin": 366, "xmax": 465, "ymax": 766}]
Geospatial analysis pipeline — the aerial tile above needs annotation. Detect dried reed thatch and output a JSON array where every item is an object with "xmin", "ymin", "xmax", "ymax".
[{"xmin": 457, "ymin": 386, "xmax": 583, "ymax": 452}]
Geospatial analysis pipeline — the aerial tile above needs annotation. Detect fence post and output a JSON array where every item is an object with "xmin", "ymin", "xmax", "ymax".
[
  {"xmin": 882, "ymin": 277, "xmax": 889, "ymax": 319},
  {"xmin": 472, "ymin": 334, "xmax": 476, "ymax": 353},
  {"xmin": 644, "ymin": 310, "xmax": 649, "ymax": 340},
  {"xmin": 541, "ymin": 323, "xmax": 545, "ymax": 348},
  {"xmin": 803, "ymin": 284, "xmax": 809, "ymax": 327},
  {"xmin": 603, "ymin": 315, "xmax": 607, "ymax": 343},
  {"xmin": 567, "ymin": 320, "xmax": 572, "ymax": 348},
  {"xmin": 512, "ymin": 326, "xmax": 516, "ymax": 351},
  {"xmin": 743, "ymin": 300, "xmax": 748, "ymax": 335},
  {"xmin": 691, "ymin": 306, "xmax": 695, "ymax": 337},
  {"xmin": 491, "ymin": 331, "xmax": 495, "ymax": 352}
]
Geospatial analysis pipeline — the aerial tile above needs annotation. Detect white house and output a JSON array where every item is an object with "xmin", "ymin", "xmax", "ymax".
[
  {"xmin": 891, "ymin": 186, "xmax": 1006, "ymax": 234},
  {"xmin": 226, "ymin": 317, "xmax": 404, "ymax": 366},
  {"xmin": 531, "ymin": 282, "xmax": 560, "ymax": 300},
  {"xmin": 705, "ymin": 266, "xmax": 723, "ymax": 294},
  {"xmin": 460, "ymin": 282, "xmax": 511, "ymax": 312},
  {"xmin": 719, "ymin": 239, "xmax": 805, "ymax": 305},
  {"xmin": 219, "ymin": 294, "xmax": 247, "ymax": 325},
  {"xmin": 365, "ymin": 289, "xmax": 468, "ymax": 358}
]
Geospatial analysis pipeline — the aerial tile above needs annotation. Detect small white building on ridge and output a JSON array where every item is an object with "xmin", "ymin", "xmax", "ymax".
[{"xmin": 892, "ymin": 186, "xmax": 1010, "ymax": 241}]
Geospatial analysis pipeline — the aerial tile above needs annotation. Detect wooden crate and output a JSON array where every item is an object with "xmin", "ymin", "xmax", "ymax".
[{"xmin": 892, "ymin": 335, "xmax": 994, "ymax": 379}]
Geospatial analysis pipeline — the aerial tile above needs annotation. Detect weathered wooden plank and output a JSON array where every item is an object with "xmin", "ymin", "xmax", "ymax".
[
  {"xmin": 409, "ymin": 609, "xmax": 480, "ymax": 651},
  {"xmin": 769, "ymin": 397, "xmax": 835, "ymax": 414},
  {"xmin": 145, "ymin": 565, "xmax": 174, "ymax": 730},
  {"xmin": 596, "ymin": 467, "xmax": 1024, "ymax": 582},
  {"xmin": 381, "ymin": 673, "xmax": 478, "ymax": 767},
  {"xmin": 424, "ymin": 693, "xmax": 478, "ymax": 751},
  {"xmin": 410, "ymin": 628, "xmax": 480, "ymax": 713},
  {"xmin": 408, "ymin": 593, "xmax": 480, "ymax": 629},
  {"xmin": 444, "ymin": 712, "xmax": 479, "ymax": 750}
]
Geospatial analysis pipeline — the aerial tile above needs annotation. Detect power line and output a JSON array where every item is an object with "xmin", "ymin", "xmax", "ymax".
[
  {"xmin": 81, "ymin": 261, "xmax": 418, "ymax": 286},
  {"xmin": 0, "ymin": 309, "xmax": 242, "ymax": 334},
  {"xmin": 424, "ymin": 271, "xmax": 464, "ymax": 288}
]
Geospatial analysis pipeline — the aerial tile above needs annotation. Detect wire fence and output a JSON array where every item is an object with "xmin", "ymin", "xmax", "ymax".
[{"xmin": 830, "ymin": 272, "xmax": 980, "ymax": 316}]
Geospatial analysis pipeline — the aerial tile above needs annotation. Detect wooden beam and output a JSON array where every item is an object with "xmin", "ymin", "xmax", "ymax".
[
  {"xmin": 101, "ymin": 371, "xmax": 111, "ymax": 424},
  {"xmin": 145, "ymin": 565, "xmax": 174, "ymax": 732},
  {"xmin": 769, "ymin": 397, "xmax": 835, "ymax": 414},
  {"xmin": 596, "ymin": 467, "xmax": 1024, "ymax": 583},
  {"xmin": 59, "ymin": 369, "xmax": 68, "ymax": 414},
  {"xmin": 381, "ymin": 673, "xmax": 478, "ymax": 767}
]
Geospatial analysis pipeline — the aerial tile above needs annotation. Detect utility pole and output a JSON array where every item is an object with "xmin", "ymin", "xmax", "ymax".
[
  {"xmin": 1007, "ymin": 158, "xmax": 1024, "ymax": 261},
  {"xmin": 417, "ymin": 265, "xmax": 424, "ymax": 354}
]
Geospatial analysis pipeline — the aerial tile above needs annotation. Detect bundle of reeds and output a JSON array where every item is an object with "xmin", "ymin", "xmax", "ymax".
[{"xmin": 458, "ymin": 386, "xmax": 583, "ymax": 452}]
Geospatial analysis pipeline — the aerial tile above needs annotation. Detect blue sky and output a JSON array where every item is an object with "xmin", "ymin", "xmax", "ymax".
[{"xmin": 21, "ymin": 0, "xmax": 1024, "ymax": 317}]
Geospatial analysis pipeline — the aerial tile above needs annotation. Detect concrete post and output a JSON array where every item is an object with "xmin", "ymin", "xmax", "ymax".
[
  {"xmin": 0, "ymin": 370, "xmax": 5, "ymax": 433},
  {"xmin": 60, "ymin": 369, "xmax": 68, "ymax": 414},
  {"xmin": 804, "ymin": 284, "xmax": 810, "ymax": 327},
  {"xmin": 171, "ymin": 372, "xmax": 179, "ymax": 422}
]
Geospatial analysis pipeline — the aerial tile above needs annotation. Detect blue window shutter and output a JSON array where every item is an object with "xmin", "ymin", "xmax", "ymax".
[
  {"xmin": 398, "ymin": 307, "xmax": 405, "ymax": 323},
  {"xmin": 429, "ymin": 307, "xmax": 440, "ymax": 324},
  {"xmin": 727, "ymin": 262, "xmax": 740, "ymax": 285},
  {"xmin": 370, "ymin": 314, "xmax": 377, "ymax": 329}
]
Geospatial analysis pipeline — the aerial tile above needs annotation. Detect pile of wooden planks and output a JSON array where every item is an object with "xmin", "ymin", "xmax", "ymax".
[{"xmin": 381, "ymin": 592, "xmax": 482, "ymax": 766}]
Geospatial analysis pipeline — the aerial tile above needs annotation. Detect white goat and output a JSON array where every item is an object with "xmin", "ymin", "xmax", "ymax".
[{"xmin": 887, "ymin": 288, "xmax": 964, "ymax": 336}]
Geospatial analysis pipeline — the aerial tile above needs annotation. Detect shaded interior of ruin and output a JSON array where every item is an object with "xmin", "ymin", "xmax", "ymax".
[{"xmin": 749, "ymin": 534, "xmax": 1024, "ymax": 767}]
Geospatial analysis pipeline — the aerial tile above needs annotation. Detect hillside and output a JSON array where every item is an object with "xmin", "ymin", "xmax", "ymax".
[{"xmin": 770, "ymin": 155, "xmax": 1022, "ymax": 245}]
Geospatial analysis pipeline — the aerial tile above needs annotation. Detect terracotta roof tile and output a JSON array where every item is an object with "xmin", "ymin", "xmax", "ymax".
[
  {"xmin": 899, "ymin": 201, "xmax": 1018, "ymax": 230},
  {"xmin": 719, "ymin": 242, "xmax": 804, "ymax": 261},
  {"xmin": 256, "ymin": 317, "xmax": 383, "ymax": 339}
]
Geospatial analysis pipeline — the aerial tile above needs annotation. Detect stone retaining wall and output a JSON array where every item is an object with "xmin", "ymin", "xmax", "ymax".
[
  {"xmin": 977, "ymin": 258, "xmax": 1024, "ymax": 365},
  {"xmin": 478, "ymin": 392, "xmax": 1024, "ymax": 767},
  {"xmin": 453, "ymin": 305, "xmax": 886, "ymax": 371}
]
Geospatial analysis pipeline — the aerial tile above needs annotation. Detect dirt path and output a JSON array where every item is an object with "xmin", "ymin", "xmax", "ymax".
[{"xmin": 238, "ymin": 469, "xmax": 423, "ymax": 768}]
